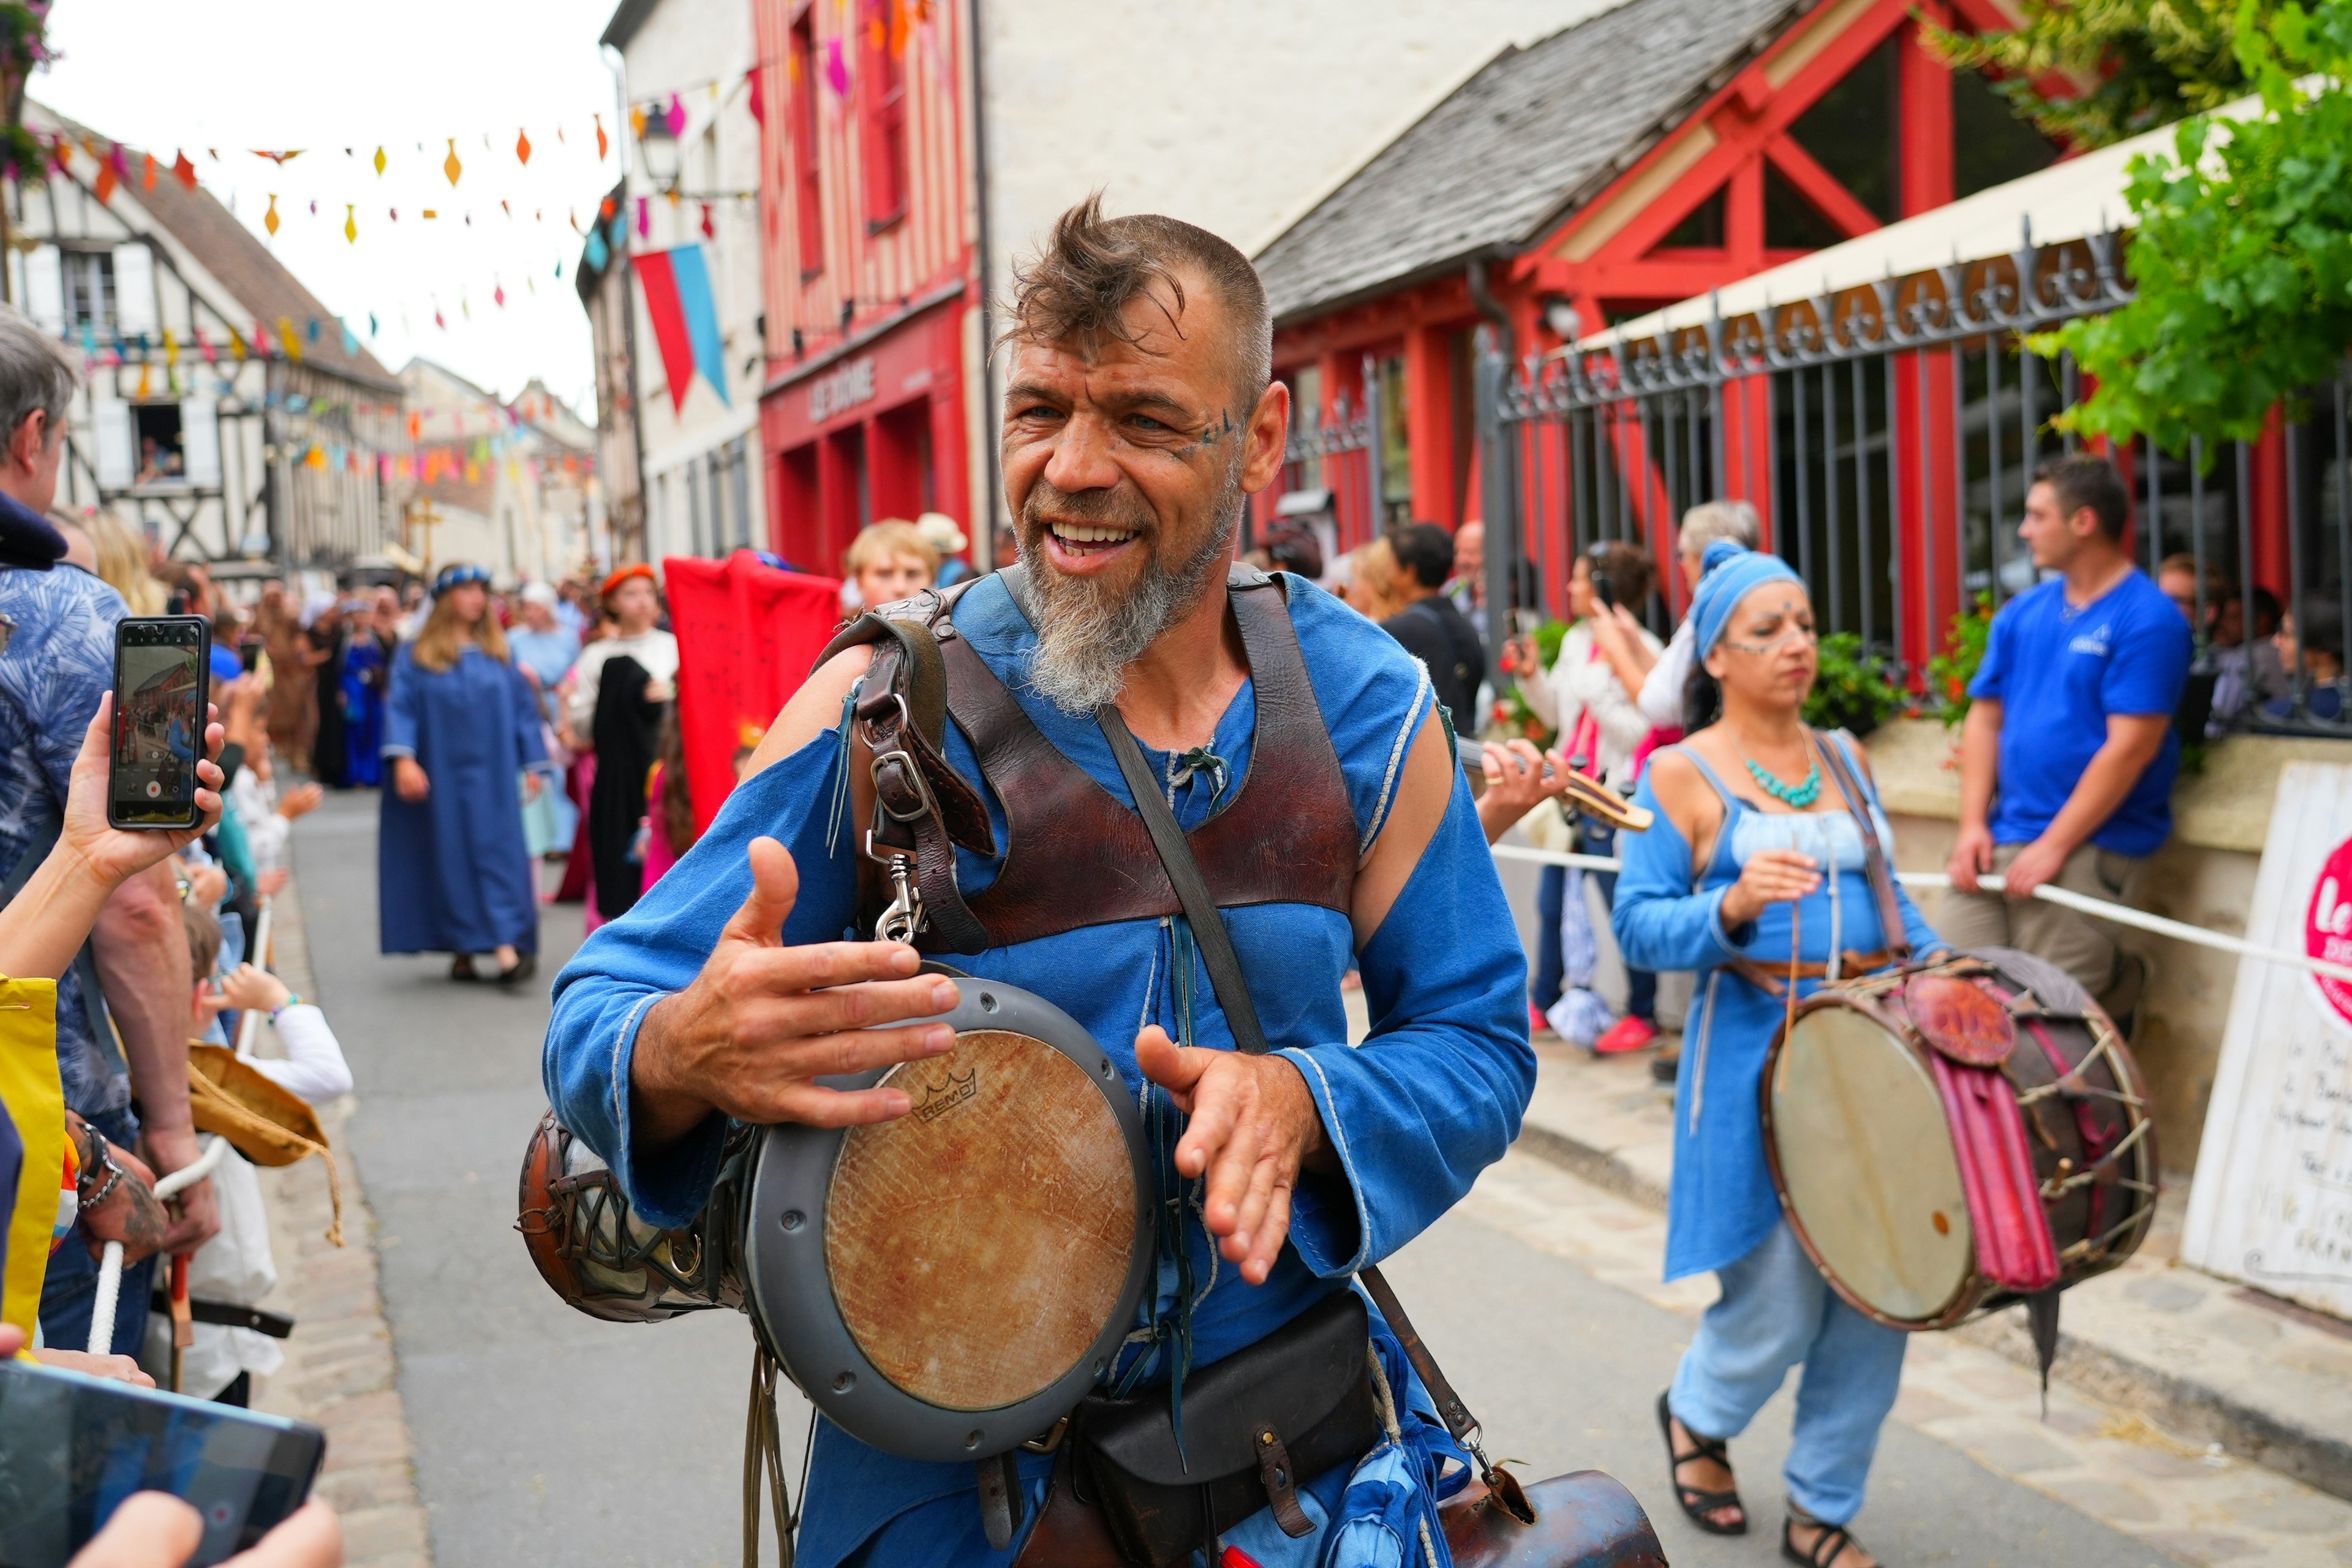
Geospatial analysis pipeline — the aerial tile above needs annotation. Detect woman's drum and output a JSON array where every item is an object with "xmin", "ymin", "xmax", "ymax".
[
  {"xmin": 1762, "ymin": 948, "xmax": 2158, "ymax": 1330},
  {"xmin": 741, "ymin": 975, "xmax": 1154, "ymax": 1463}
]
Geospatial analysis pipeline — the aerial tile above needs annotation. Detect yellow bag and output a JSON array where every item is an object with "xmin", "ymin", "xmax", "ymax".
[
  {"xmin": 186, "ymin": 1043, "xmax": 342, "ymax": 1246},
  {"xmin": 0, "ymin": 978, "xmax": 63, "ymax": 1339}
]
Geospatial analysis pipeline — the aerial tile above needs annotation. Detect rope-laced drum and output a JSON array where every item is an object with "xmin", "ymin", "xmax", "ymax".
[
  {"xmin": 518, "ymin": 974, "xmax": 1153, "ymax": 1464},
  {"xmin": 1762, "ymin": 946, "xmax": 2157, "ymax": 1331}
]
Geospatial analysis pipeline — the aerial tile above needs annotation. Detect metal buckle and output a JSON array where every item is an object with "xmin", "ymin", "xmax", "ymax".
[
  {"xmin": 870, "ymin": 748, "xmax": 938, "ymax": 824},
  {"xmin": 1020, "ymin": 1415, "xmax": 1070, "ymax": 1454}
]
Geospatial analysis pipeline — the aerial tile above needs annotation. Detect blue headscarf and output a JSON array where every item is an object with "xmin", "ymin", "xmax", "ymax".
[{"xmin": 1688, "ymin": 539, "xmax": 1803, "ymax": 657}]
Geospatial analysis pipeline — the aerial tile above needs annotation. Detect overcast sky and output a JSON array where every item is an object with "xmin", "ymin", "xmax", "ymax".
[{"xmin": 36, "ymin": 1, "xmax": 622, "ymax": 413}]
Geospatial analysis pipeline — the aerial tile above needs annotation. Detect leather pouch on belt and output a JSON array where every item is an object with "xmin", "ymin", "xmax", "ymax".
[{"xmin": 1076, "ymin": 1291, "xmax": 1380, "ymax": 1568}]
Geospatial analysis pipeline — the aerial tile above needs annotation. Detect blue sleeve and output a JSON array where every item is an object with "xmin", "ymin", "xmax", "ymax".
[
  {"xmin": 542, "ymin": 729, "xmax": 859, "ymax": 1227},
  {"xmin": 382, "ymin": 647, "xmax": 420, "ymax": 759},
  {"xmin": 1275, "ymin": 773, "xmax": 1532, "ymax": 1275},
  {"xmin": 1610, "ymin": 768, "xmax": 1749, "ymax": 973},
  {"xmin": 1967, "ymin": 600, "xmax": 2014, "ymax": 702},
  {"xmin": 2103, "ymin": 594, "xmax": 2193, "ymax": 717},
  {"xmin": 17, "ymin": 581, "xmax": 123, "ymax": 809},
  {"xmin": 511, "ymin": 663, "xmax": 551, "ymax": 771}
]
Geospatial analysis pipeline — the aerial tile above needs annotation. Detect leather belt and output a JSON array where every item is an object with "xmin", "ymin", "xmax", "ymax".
[{"xmin": 1725, "ymin": 949, "xmax": 1893, "ymax": 1000}]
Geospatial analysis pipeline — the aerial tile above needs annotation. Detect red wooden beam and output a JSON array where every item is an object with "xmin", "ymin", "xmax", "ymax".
[{"xmin": 1763, "ymin": 135, "xmax": 1884, "ymax": 241}]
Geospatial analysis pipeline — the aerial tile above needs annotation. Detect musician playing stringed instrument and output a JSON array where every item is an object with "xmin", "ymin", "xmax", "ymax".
[{"xmin": 541, "ymin": 199, "xmax": 1542, "ymax": 1568}]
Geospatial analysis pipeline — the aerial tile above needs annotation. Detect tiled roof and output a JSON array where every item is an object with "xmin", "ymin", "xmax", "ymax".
[
  {"xmin": 28, "ymin": 102, "xmax": 403, "ymax": 393},
  {"xmin": 1253, "ymin": 0, "xmax": 1808, "ymax": 324}
]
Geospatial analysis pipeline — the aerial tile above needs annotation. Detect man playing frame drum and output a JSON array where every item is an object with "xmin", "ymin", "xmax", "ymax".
[
  {"xmin": 1615, "ymin": 543, "xmax": 1950, "ymax": 1568},
  {"xmin": 540, "ymin": 202, "xmax": 1541, "ymax": 1567}
]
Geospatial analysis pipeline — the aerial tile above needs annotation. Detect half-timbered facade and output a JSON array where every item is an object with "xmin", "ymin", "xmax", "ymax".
[
  {"xmin": 1253, "ymin": 0, "xmax": 2060, "ymax": 548},
  {"xmin": 7, "ymin": 103, "xmax": 406, "ymax": 574},
  {"xmin": 750, "ymin": 0, "xmax": 978, "ymax": 576}
]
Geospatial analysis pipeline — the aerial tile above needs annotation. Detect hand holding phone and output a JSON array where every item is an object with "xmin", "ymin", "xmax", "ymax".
[{"xmin": 108, "ymin": 617, "xmax": 216, "ymax": 832}]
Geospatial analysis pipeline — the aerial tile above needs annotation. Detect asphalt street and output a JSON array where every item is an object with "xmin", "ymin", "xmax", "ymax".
[{"xmin": 292, "ymin": 788, "xmax": 2177, "ymax": 1567}]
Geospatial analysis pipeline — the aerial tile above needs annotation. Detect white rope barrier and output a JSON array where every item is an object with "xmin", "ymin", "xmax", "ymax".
[
  {"xmin": 233, "ymin": 898, "xmax": 274, "ymax": 1059},
  {"xmin": 86, "ymin": 1134, "xmax": 230, "ymax": 1356},
  {"xmin": 1490, "ymin": 842, "xmax": 2352, "ymax": 987}
]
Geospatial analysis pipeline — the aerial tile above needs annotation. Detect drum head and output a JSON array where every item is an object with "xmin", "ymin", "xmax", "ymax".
[
  {"xmin": 744, "ymin": 978, "xmax": 1152, "ymax": 1462},
  {"xmin": 1769, "ymin": 1002, "xmax": 1972, "ymax": 1324}
]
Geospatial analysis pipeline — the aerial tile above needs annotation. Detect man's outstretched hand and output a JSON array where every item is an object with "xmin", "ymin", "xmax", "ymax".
[
  {"xmin": 629, "ymin": 836, "xmax": 961, "ymax": 1148},
  {"xmin": 1135, "ymin": 1028, "xmax": 1331, "ymax": 1286}
]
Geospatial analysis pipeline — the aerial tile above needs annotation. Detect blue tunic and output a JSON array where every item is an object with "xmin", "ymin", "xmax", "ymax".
[
  {"xmin": 543, "ymin": 574, "xmax": 1533, "ymax": 1567},
  {"xmin": 1612, "ymin": 739, "xmax": 1947, "ymax": 1281},
  {"xmin": 378, "ymin": 644, "xmax": 549, "ymax": 956},
  {"xmin": 341, "ymin": 636, "xmax": 388, "ymax": 788}
]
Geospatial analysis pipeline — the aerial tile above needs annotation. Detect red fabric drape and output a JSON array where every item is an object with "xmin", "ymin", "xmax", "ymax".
[{"xmin": 665, "ymin": 552, "xmax": 846, "ymax": 832}]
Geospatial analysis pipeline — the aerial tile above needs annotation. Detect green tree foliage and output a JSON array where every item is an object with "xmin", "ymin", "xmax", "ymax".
[
  {"xmin": 1924, "ymin": 0, "xmax": 2259, "ymax": 148},
  {"xmin": 2035, "ymin": 1, "xmax": 2352, "ymax": 455}
]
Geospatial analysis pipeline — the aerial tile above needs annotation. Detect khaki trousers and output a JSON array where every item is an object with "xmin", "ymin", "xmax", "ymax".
[{"xmin": 1936, "ymin": 840, "xmax": 2146, "ymax": 1017}]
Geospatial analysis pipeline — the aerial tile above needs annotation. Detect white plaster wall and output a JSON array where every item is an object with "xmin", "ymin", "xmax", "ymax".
[
  {"xmin": 970, "ymin": 0, "xmax": 1626, "ymax": 533},
  {"xmin": 616, "ymin": 0, "xmax": 769, "ymax": 560}
]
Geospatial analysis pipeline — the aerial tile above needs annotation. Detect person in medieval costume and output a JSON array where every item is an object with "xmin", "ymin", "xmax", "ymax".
[
  {"xmin": 543, "ymin": 200, "xmax": 1534, "ymax": 1568},
  {"xmin": 340, "ymin": 589, "xmax": 397, "ymax": 789},
  {"xmin": 565, "ymin": 564, "xmax": 677, "ymax": 929},
  {"xmin": 379, "ymin": 564, "xmax": 550, "ymax": 985},
  {"xmin": 1614, "ymin": 543, "xmax": 1948, "ymax": 1568}
]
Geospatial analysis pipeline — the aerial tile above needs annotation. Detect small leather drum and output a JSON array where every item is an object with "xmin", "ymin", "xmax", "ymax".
[
  {"xmin": 744, "ymin": 976, "xmax": 1152, "ymax": 1463},
  {"xmin": 1762, "ymin": 947, "xmax": 2157, "ymax": 1329},
  {"xmin": 516, "ymin": 1112, "xmax": 749, "ymax": 1323}
]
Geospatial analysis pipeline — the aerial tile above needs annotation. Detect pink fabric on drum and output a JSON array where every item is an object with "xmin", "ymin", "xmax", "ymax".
[{"xmin": 1925, "ymin": 1052, "xmax": 2060, "ymax": 1294}]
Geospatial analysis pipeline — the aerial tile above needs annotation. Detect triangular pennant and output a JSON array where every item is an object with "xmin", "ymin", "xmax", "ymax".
[
  {"xmin": 443, "ymin": 138, "xmax": 462, "ymax": 186},
  {"xmin": 516, "ymin": 128, "xmax": 531, "ymax": 165}
]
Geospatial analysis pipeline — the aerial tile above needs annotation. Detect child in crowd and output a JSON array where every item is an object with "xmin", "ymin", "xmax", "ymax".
[{"xmin": 841, "ymin": 519, "xmax": 939, "ymax": 616}]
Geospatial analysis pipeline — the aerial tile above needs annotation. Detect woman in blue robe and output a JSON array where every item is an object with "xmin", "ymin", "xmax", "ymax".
[
  {"xmin": 1613, "ymin": 544, "xmax": 1946, "ymax": 1568},
  {"xmin": 379, "ymin": 564, "xmax": 551, "ymax": 985}
]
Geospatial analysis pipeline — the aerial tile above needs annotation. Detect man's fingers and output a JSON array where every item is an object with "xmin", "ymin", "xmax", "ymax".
[
  {"xmin": 723, "ymin": 837, "xmax": 804, "ymax": 948},
  {"xmin": 1242, "ymin": 1182, "xmax": 1295, "ymax": 1286},
  {"xmin": 1135, "ymin": 1027, "xmax": 1207, "ymax": 1109},
  {"xmin": 1172, "ymin": 1066, "xmax": 1246, "ymax": 1185},
  {"xmin": 758, "ymin": 939, "xmax": 930, "ymax": 999},
  {"xmin": 227, "ymin": 1499, "xmax": 342, "ymax": 1568},
  {"xmin": 69, "ymin": 1491, "xmax": 202, "ymax": 1568},
  {"xmin": 1200, "ymin": 1104, "xmax": 1264, "ymax": 1235},
  {"xmin": 766, "ymin": 1081, "xmax": 917, "ymax": 1128},
  {"xmin": 1227, "ymin": 1146, "xmax": 1284, "ymax": 1261}
]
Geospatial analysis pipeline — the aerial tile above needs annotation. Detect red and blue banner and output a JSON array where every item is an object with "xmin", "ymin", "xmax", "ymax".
[{"xmin": 635, "ymin": 243, "xmax": 731, "ymax": 413}]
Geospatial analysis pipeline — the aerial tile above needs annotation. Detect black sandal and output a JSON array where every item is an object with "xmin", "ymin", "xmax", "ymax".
[
  {"xmin": 450, "ymin": 956, "xmax": 479, "ymax": 982},
  {"xmin": 497, "ymin": 954, "xmax": 537, "ymax": 987},
  {"xmin": 1782, "ymin": 1510, "xmax": 1864, "ymax": 1566},
  {"xmin": 1656, "ymin": 1390, "xmax": 1746, "ymax": 1535}
]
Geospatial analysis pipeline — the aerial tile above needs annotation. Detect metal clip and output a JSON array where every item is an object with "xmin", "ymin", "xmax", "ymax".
[{"xmin": 873, "ymin": 847, "xmax": 922, "ymax": 944}]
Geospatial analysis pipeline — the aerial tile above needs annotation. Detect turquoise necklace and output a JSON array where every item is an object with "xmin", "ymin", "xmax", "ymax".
[{"xmin": 1737, "ymin": 731, "xmax": 1822, "ymax": 808}]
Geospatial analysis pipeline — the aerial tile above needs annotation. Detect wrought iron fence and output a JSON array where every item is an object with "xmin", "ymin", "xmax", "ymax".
[
  {"xmin": 1475, "ymin": 221, "xmax": 2351, "ymax": 737},
  {"xmin": 1247, "ymin": 355, "xmax": 1387, "ymax": 561}
]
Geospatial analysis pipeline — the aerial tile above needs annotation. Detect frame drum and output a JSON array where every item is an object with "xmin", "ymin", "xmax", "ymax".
[{"xmin": 743, "ymin": 976, "xmax": 1152, "ymax": 1462}]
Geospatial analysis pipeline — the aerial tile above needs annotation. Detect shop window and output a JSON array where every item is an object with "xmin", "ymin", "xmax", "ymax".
[
  {"xmin": 1763, "ymin": 163, "xmax": 1847, "ymax": 252},
  {"xmin": 1787, "ymin": 37, "xmax": 1898, "ymax": 224},
  {"xmin": 858, "ymin": 0, "xmax": 908, "ymax": 230},
  {"xmin": 1655, "ymin": 186, "xmax": 1727, "ymax": 251},
  {"xmin": 1377, "ymin": 354, "xmax": 1411, "ymax": 529},
  {"xmin": 1953, "ymin": 67, "xmax": 2062, "ymax": 199},
  {"xmin": 793, "ymin": 15, "xmax": 824, "ymax": 276}
]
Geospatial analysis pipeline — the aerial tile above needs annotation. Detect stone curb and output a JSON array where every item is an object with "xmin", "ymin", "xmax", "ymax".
[
  {"xmin": 1510, "ymin": 1045, "xmax": 2352, "ymax": 1507},
  {"xmin": 245, "ymin": 875, "xmax": 437, "ymax": 1568}
]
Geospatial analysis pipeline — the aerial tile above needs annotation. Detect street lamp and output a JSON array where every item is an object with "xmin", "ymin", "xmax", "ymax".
[{"xmin": 638, "ymin": 113, "xmax": 680, "ymax": 194}]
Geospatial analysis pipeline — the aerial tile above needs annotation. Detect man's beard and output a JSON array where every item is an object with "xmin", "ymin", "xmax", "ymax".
[{"xmin": 1017, "ymin": 471, "xmax": 1241, "ymax": 715}]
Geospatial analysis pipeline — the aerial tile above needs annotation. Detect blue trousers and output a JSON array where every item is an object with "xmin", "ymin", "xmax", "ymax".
[
  {"xmin": 1668, "ymin": 1221, "xmax": 1907, "ymax": 1526},
  {"xmin": 40, "ymin": 1106, "xmax": 157, "ymax": 1359}
]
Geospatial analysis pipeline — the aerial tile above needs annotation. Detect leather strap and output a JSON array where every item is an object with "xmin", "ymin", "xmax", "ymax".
[
  {"xmin": 1725, "ymin": 950, "xmax": 1894, "ymax": 1000},
  {"xmin": 977, "ymin": 1450, "xmax": 1025, "ymax": 1551},
  {"xmin": 1096, "ymin": 706, "xmax": 1490, "ymax": 1455},
  {"xmin": 1813, "ymin": 730, "xmax": 1910, "ymax": 965},
  {"xmin": 148, "ymin": 1291, "xmax": 295, "ymax": 1338}
]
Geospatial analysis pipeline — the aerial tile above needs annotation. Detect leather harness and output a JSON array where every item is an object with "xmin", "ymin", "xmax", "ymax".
[{"xmin": 820, "ymin": 564, "xmax": 1359, "ymax": 954}]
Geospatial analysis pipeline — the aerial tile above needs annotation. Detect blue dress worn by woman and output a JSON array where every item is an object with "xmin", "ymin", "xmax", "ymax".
[
  {"xmin": 378, "ymin": 643, "xmax": 549, "ymax": 956},
  {"xmin": 341, "ymin": 634, "xmax": 388, "ymax": 788},
  {"xmin": 1613, "ymin": 734, "xmax": 1947, "ymax": 1529}
]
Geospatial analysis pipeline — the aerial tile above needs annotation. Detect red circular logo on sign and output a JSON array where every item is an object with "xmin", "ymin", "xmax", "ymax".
[{"xmin": 2310, "ymin": 835, "xmax": 2352, "ymax": 1028}]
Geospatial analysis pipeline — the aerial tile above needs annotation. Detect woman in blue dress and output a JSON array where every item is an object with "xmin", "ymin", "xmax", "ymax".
[
  {"xmin": 379, "ymin": 564, "xmax": 552, "ymax": 985},
  {"xmin": 1613, "ymin": 543, "xmax": 1947, "ymax": 1568}
]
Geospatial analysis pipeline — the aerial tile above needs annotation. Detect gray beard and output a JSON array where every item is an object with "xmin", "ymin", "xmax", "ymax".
[{"xmin": 1022, "ymin": 485, "xmax": 1240, "ymax": 716}]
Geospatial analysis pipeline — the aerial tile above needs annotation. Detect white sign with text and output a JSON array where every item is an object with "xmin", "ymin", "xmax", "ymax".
[{"xmin": 2184, "ymin": 760, "xmax": 2352, "ymax": 1317}]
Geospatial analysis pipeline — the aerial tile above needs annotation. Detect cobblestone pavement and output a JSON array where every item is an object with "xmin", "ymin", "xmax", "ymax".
[
  {"xmin": 1461, "ymin": 1147, "xmax": 2352, "ymax": 1566},
  {"xmin": 246, "ymin": 872, "xmax": 434, "ymax": 1568}
]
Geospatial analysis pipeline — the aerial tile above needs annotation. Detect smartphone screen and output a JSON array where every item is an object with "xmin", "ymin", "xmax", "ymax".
[
  {"xmin": 108, "ymin": 616, "xmax": 211, "ymax": 830},
  {"xmin": 0, "ymin": 1360, "xmax": 324, "ymax": 1567}
]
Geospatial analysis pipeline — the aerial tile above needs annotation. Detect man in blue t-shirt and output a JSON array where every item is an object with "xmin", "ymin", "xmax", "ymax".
[{"xmin": 1943, "ymin": 455, "xmax": 2192, "ymax": 1027}]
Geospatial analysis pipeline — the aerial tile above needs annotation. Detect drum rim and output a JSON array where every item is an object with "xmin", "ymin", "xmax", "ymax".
[
  {"xmin": 1762, "ymin": 987, "xmax": 1979, "ymax": 1331},
  {"xmin": 742, "ymin": 976, "xmax": 1154, "ymax": 1463}
]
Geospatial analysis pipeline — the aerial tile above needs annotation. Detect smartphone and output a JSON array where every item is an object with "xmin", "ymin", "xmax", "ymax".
[
  {"xmin": 1586, "ymin": 542, "xmax": 1617, "ymax": 610},
  {"xmin": 0, "ymin": 1358, "xmax": 325, "ymax": 1567},
  {"xmin": 108, "ymin": 615, "xmax": 211, "ymax": 831}
]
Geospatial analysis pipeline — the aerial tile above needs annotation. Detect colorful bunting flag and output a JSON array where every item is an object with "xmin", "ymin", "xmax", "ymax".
[
  {"xmin": 263, "ymin": 194, "xmax": 279, "ymax": 236},
  {"xmin": 633, "ymin": 243, "xmax": 730, "ymax": 415},
  {"xmin": 172, "ymin": 150, "xmax": 196, "ymax": 189},
  {"xmin": 516, "ymin": 127, "xmax": 532, "ymax": 165},
  {"xmin": 374, "ymin": 145, "xmax": 386, "ymax": 175},
  {"xmin": 443, "ymin": 138, "xmax": 462, "ymax": 186}
]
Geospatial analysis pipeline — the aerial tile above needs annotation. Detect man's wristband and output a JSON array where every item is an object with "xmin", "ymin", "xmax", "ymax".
[{"xmin": 77, "ymin": 1142, "xmax": 125, "ymax": 1210}]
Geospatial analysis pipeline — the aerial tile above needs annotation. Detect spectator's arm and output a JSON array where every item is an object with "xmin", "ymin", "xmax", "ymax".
[
  {"xmin": 248, "ymin": 1005, "xmax": 355, "ymax": 1104},
  {"xmin": 1635, "ymin": 621, "xmax": 1691, "ymax": 729},
  {"xmin": 91, "ymin": 859, "xmax": 218, "ymax": 1252}
]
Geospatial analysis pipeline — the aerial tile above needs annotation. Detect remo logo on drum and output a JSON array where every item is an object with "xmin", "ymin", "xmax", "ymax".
[{"xmin": 2311, "ymin": 834, "xmax": 2352, "ymax": 1030}]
